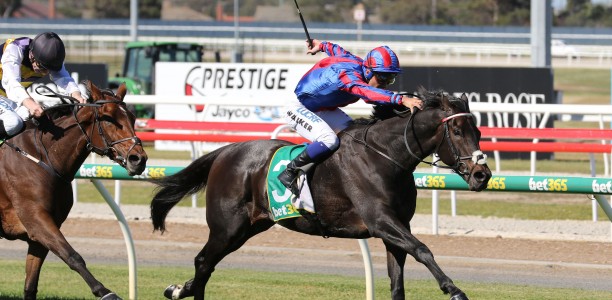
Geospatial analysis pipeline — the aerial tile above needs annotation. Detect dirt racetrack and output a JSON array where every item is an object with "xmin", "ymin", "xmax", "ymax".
[{"xmin": 1, "ymin": 203, "xmax": 611, "ymax": 294}]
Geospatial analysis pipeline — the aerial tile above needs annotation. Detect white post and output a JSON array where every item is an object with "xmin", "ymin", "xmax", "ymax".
[
  {"xmin": 91, "ymin": 179, "xmax": 137, "ymax": 300},
  {"xmin": 72, "ymin": 180, "xmax": 77, "ymax": 203},
  {"xmin": 114, "ymin": 180, "xmax": 121, "ymax": 204},
  {"xmin": 130, "ymin": 0, "xmax": 138, "ymax": 42},
  {"xmin": 358, "ymin": 239, "xmax": 374, "ymax": 300},
  {"xmin": 451, "ymin": 190, "xmax": 457, "ymax": 217},
  {"xmin": 590, "ymin": 154, "xmax": 598, "ymax": 222},
  {"xmin": 431, "ymin": 155, "xmax": 439, "ymax": 235}
]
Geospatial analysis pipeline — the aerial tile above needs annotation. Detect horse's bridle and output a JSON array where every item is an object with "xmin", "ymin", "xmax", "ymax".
[
  {"xmin": 72, "ymin": 100, "xmax": 142, "ymax": 168},
  {"xmin": 3, "ymin": 88, "xmax": 142, "ymax": 182},
  {"xmin": 39, "ymin": 86, "xmax": 142, "ymax": 167},
  {"xmin": 404, "ymin": 111, "xmax": 487, "ymax": 176}
]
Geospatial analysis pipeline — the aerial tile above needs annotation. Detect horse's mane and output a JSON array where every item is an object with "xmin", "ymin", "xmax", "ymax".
[{"xmin": 352, "ymin": 88, "xmax": 467, "ymax": 126}]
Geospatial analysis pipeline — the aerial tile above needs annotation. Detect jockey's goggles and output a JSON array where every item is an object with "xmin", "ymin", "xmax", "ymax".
[
  {"xmin": 374, "ymin": 72, "xmax": 397, "ymax": 85},
  {"xmin": 29, "ymin": 51, "xmax": 48, "ymax": 72}
]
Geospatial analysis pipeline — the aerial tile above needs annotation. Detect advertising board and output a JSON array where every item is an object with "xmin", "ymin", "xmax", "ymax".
[
  {"xmin": 154, "ymin": 62, "xmax": 311, "ymax": 150},
  {"xmin": 28, "ymin": 63, "xmax": 108, "ymax": 104},
  {"xmin": 395, "ymin": 67, "xmax": 555, "ymax": 159}
]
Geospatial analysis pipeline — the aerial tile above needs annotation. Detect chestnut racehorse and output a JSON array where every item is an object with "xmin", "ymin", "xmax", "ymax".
[{"xmin": 0, "ymin": 81, "xmax": 147, "ymax": 300}]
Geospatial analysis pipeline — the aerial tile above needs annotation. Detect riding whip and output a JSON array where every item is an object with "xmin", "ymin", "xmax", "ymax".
[{"xmin": 293, "ymin": 0, "xmax": 314, "ymax": 51}]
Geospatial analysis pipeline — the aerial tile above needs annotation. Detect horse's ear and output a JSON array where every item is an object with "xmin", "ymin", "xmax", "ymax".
[
  {"xmin": 116, "ymin": 83, "xmax": 127, "ymax": 101},
  {"xmin": 417, "ymin": 85, "xmax": 427, "ymax": 96},
  {"xmin": 440, "ymin": 92, "xmax": 452, "ymax": 110},
  {"xmin": 87, "ymin": 80, "xmax": 102, "ymax": 101},
  {"xmin": 461, "ymin": 93, "xmax": 470, "ymax": 111}
]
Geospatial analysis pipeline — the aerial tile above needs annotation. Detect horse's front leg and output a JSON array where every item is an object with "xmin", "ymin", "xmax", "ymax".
[
  {"xmin": 24, "ymin": 241, "xmax": 49, "ymax": 300},
  {"xmin": 375, "ymin": 220, "xmax": 467, "ymax": 300},
  {"xmin": 383, "ymin": 242, "xmax": 407, "ymax": 300},
  {"xmin": 164, "ymin": 278, "xmax": 195, "ymax": 299},
  {"xmin": 412, "ymin": 240, "xmax": 468, "ymax": 300},
  {"xmin": 18, "ymin": 208, "xmax": 119, "ymax": 299}
]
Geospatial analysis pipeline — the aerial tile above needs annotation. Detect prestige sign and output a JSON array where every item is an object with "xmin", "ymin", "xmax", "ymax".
[
  {"xmin": 154, "ymin": 62, "xmax": 311, "ymax": 150},
  {"xmin": 155, "ymin": 62, "xmax": 311, "ymax": 123},
  {"xmin": 185, "ymin": 65, "xmax": 291, "ymax": 91}
]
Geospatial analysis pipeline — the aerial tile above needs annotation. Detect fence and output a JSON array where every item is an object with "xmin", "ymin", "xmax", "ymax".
[
  {"xmin": 131, "ymin": 117, "xmax": 612, "ymax": 221},
  {"xmin": 133, "ymin": 119, "xmax": 612, "ymax": 174}
]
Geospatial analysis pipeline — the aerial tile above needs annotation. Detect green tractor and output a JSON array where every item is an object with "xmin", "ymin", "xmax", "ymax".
[{"xmin": 108, "ymin": 41, "xmax": 204, "ymax": 118}]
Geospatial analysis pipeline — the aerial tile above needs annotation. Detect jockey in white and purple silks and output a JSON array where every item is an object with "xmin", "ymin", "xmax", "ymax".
[
  {"xmin": 278, "ymin": 39, "xmax": 424, "ymax": 196},
  {"xmin": 0, "ymin": 32, "xmax": 86, "ymax": 139}
]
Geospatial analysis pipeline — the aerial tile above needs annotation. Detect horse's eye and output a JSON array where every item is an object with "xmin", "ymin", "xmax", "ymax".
[{"xmin": 100, "ymin": 115, "xmax": 121, "ymax": 127}]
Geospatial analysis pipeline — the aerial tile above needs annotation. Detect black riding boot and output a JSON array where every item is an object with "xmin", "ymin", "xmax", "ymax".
[{"xmin": 278, "ymin": 150, "xmax": 316, "ymax": 196}]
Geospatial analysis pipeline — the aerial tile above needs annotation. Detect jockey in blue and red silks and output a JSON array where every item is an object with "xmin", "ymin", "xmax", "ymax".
[{"xmin": 279, "ymin": 39, "xmax": 424, "ymax": 196}]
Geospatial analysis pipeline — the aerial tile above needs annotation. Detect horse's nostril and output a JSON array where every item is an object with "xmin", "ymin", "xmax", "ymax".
[
  {"xmin": 128, "ymin": 154, "xmax": 145, "ymax": 165},
  {"xmin": 474, "ymin": 171, "xmax": 486, "ymax": 181}
]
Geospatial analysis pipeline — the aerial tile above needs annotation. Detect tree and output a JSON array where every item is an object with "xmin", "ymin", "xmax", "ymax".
[
  {"xmin": 377, "ymin": 0, "xmax": 432, "ymax": 24},
  {"xmin": 1, "ymin": 0, "xmax": 21, "ymax": 18},
  {"xmin": 86, "ymin": 0, "xmax": 161, "ymax": 19}
]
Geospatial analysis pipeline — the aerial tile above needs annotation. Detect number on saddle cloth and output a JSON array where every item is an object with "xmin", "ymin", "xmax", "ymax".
[{"xmin": 266, "ymin": 144, "xmax": 314, "ymax": 221}]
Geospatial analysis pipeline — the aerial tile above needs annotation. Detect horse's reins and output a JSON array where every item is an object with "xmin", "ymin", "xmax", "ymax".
[
  {"xmin": 344, "ymin": 93, "xmax": 422, "ymax": 171},
  {"xmin": 347, "ymin": 96, "xmax": 487, "ymax": 176},
  {"xmin": 346, "ymin": 123, "xmax": 410, "ymax": 171},
  {"xmin": 2, "ymin": 87, "xmax": 141, "ymax": 181}
]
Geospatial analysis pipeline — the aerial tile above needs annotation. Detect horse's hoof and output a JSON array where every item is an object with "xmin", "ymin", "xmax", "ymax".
[
  {"xmin": 450, "ymin": 292, "xmax": 469, "ymax": 300},
  {"xmin": 164, "ymin": 284, "xmax": 184, "ymax": 300},
  {"xmin": 100, "ymin": 293, "xmax": 123, "ymax": 300}
]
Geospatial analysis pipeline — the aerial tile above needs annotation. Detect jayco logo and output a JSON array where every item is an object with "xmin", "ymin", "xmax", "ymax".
[
  {"xmin": 592, "ymin": 180, "xmax": 612, "ymax": 193},
  {"xmin": 210, "ymin": 106, "xmax": 251, "ymax": 119}
]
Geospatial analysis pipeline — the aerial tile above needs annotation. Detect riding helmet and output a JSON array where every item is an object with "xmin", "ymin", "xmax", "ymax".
[
  {"xmin": 30, "ymin": 32, "xmax": 65, "ymax": 72},
  {"xmin": 363, "ymin": 46, "xmax": 401, "ymax": 81}
]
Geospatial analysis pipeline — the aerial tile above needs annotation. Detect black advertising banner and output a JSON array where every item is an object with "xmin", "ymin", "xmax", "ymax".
[
  {"xmin": 33, "ymin": 63, "xmax": 108, "ymax": 88},
  {"xmin": 393, "ymin": 67, "xmax": 555, "ymax": 159}
]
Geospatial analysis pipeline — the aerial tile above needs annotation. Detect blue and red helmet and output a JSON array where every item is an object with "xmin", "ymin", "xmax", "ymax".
[
  {"xmin": 364, "ymin": 46, "xmax": 401, "ymax": 72},
  {"xmin": 363, "ymin": 46, "xmax": 401, "ymax": 81}
]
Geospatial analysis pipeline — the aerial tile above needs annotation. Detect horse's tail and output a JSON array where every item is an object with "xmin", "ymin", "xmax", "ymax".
[{"xmin": 150, "ymin": 147, "xmax": 223, "ymax": 232}]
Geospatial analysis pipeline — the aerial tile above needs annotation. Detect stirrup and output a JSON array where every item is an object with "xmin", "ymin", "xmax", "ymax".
[
  {"xmin": 288, "ymin": 177, "xmax": 301, "ymax": 196},
  {"xmin": 279, "ymin": 169, "xmax": 301, "ymax": 195},
  {"xmin": 290, "ymin": 170, "xmax": 308, "ymax": 196}
]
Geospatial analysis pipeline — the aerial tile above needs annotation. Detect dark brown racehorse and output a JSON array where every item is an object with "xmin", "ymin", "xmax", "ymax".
[
  {"xmin": 150, "ymin": 89, "xmax": 491, "ymax": 300},
  {"xmin": 0, "ymin": 81, "xmax": 147, "ymax": 300}
]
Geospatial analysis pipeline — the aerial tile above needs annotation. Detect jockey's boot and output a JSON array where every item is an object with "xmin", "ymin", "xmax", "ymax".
[{"xmin": 278, "ymin": 150, "xmax": 316, "ymax": 196}]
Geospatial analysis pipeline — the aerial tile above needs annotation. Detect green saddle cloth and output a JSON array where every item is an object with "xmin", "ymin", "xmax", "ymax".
[{"xmin": 267, "ymin": 144, "xmax": 307, "ymax": 221}]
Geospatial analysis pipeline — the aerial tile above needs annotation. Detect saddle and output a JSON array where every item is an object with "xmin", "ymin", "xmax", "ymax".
[{"xmin": 267, "ymin": 145, "xmax": 328, "ymax": 237}]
